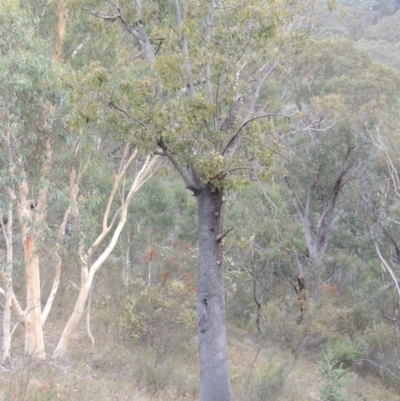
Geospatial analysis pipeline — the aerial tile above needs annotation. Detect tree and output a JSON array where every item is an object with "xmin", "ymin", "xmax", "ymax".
[
  {"xmin": 278, "ymin": 38, "xmax": 400, "ymax": 315},
  {"xmin": 53, "ymin": 148, "xmax": 162, "ymax": 357},
  {"xmin": 0, "ymin": 0, "xmax": 162, "ymax": 362},
  {"xmin": 0, "ymin": 0, "xmax": 64, "ymax": 359},
  {"xmin": 65, "ymin": 0, "xmax": 310, "ymax": 398}
]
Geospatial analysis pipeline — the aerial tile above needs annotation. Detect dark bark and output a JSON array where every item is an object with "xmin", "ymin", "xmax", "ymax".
[
  {"xmin": 196, "ymin": 185, "xmax": 232, "ymax": 401},
  {"xmin": 293, "ymin": 252, "xmax": 306, "ymax": 322}
]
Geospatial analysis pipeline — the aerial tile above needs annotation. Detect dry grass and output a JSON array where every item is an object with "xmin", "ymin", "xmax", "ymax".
[{"xmin": 1, "ymin": 322, "xmax": 400, "ymax": 401}]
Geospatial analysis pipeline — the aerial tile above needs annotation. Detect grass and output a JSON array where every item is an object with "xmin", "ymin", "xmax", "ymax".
[{"xmin": 1, "ymin": 318, "xmax": 400, "ymax": 400}]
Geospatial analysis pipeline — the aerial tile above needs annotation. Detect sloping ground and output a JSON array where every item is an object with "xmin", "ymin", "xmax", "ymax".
[{"xmin": 1, "ymin": 326, "xmax": 399, "ymax": 401}]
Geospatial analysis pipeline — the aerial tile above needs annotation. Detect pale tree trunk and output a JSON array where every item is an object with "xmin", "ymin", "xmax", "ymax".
[
  {"xmin": 282, "ymin": 146, "xmax": 355, "ymax": 320},
  {"xmin": 123, "ymin": 229, "xmax": 132, "ymax": 287},
  {"xmin": 23, "ymin": 235, "xmax": 45, "ymax": 359},
  {"xmin": 284, "ymin": 146, "xmax": 355, "ymax": 269},
  {"xmin": 197, "ymin": 186, "xmax": 232, "ymax": 401},
  {"xmin": 0, "ymin": 112, "xmax": 25, "ymax": 362},
  {"xmin": 53, "ymin": 150, "xmax": 162, "ymax": 357},
  {"xmin": 17, "ymin": 139, "xmax": 53, "ymax": 359},
  {"xmin": 19, "ymin": 1, "xmax": 67, "ymax": 358},
  {"xmin": 54, "ymin": 0, "xmax": 68, "ymax": 62},
  {"xmin": 0, "ymin": 2, "xmax": 68, "ymax": 362},
  {"xmin": 1, "ymin": 206, "xmax": 13, "ymax": 366}
]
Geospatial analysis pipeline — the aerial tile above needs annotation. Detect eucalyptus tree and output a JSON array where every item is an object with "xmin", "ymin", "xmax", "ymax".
[
  {"xmin": 64, "ymin": 0, "xmax": 313, "ymax": 398},
  {"xmin": 0, "ymin": 0, "xmax": 66, "ymax": 360},
  {"xmin": 279, "ymin": 38, "xmax": 400, "ymax": 309},
  {"xmin": 0, "ymin": 0, "xmax": 162, "ymax": 363}
]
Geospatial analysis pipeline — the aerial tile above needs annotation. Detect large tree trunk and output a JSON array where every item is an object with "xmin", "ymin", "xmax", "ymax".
[{"xmin": 196, "ymin": 185, "xmax": 231, "ymax": 401}]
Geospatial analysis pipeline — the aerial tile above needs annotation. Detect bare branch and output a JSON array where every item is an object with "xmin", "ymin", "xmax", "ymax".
[
  {"xmin": 157, "ymin": 137, "xmax": 201, "ymax": 192},
  {"xmin": 85, "ymin": 9, "xmax": 120, "ymax": 23},
  {"xmin": 221, "ymin": 113, "xmax": 289, "ymax": 156},
  {"xmin": 85, "ymin": 5, "xmax": 154, "ymax": 58},
  {"xmin": 284, "ymin": 176, "xmax": 305, "ymax": 225},
  {"xmin": 216, "ymin": 226, "xmax": 234, "ymax": 242},
  {"xmin": 382, "ymin": 311, "xmax": 400, "ymax": 325},
  {"xmin": 315, "ymin": 145, "xmax": 355, "ymax": 251},
  {"xmin": 353, "ymin": 359, "xmax": 400, "ymax": 381},
  {"xmin": 88, "ymin": 153, "xmax": 162, "ymax": 280},
  {"xmin": 375, "ymin": 244, "xmax": 400, "ymax": 306},
  {"xmin": 246, "ymin": 61, "xmax": 280, "ymax": 122},
  {"xmin": 70, "ymin": 34, "xmax": 91, "ymax": 60},
  {"xmin": 88, "ymin": 147, "xmax": 139, "ymax": 255},
  {"xmin": 347, "ymin": 280, "xmax": 400, "ymax": 314},
  {"xmin": 108, "ymin": 101, "xmax": 148, "ymax": 128}
]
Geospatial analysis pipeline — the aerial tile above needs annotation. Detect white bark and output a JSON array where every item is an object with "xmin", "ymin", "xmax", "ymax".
[
  {"xmin": 1, "ymin": 206, "xmax": 13, "ymax": 365},
  {"xmin": 41, "ymin": 207, "xmax": 72, "ymax": 326},
  {"xmin": 53, "ymin": 152, "xmax": 162, "ymax": 357}
]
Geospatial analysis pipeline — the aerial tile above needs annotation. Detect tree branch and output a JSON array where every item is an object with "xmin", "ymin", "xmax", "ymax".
[
  {"xmin": 284, "ymin": 176, "xmax": 305, "ymax": 225},
  {"xmin": 304, "ymin": 177, "xmax": 318, "ymax": 222},
  {"xmin": 157, "ymin": 137, "xmax": 201, "ymax": 192},
  {"xmin": 245, "ymin": 61, "xmax": 280, "ymax": 122},
  {"xmin": 315, "ymin": 145, "xmax": 355, "ymax": 251},
  {"xmin": 88, "ymin": 147, "xmax": 139, "ymax": 256},
  {"xmin": 221, "ymin": 113, "xmax": 289, "ymax": 156},
  {"xmin": 216, "ymin": 226, "xmax": 234, "ymax": 242},
  {"xmin": 85, "ymin": 5, "xmax": 154, "ymax": 58},
  {"xmin": 346, "ymin": 280, "xmax": 400, "ymax": 314}
]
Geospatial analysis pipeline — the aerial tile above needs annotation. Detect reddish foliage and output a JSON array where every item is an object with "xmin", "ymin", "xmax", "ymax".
[
  {"xmin": 320, "ymin": 282, "xmax": 338, "ymax": 298},
  {"xmin": 160, "ymin": 270, "xmax": 171, "ymax": 283},
  {"xmin": 143, "ymin": 247, "xmax": 159, "ymax": 263}
]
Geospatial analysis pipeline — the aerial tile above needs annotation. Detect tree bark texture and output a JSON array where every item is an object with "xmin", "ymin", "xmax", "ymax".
[
  {"xmin": 196, "ymin": 185, "xmax": 232, "ymax": 401},
  {"xmin": 24, "ymin": 234, "xmax": 45, "ymax": 359}
]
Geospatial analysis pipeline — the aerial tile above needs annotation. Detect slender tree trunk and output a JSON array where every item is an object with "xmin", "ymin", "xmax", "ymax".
[
  {"xmin": 2, "ymin": 278, "xmax": 12, "ymax": 366},
  {"xmin": 53, "ymin": 280, "xmax": 92, "ymax": 356},
  {"xmin": 24, "ymin": 234, "xmax": 45, "ymax": 359},
  {"xmin": 53, "ymin": 152, "xmax": 161, "ymax": 357},
  {"xmin": 1, "ymin": 207, "xmax": 13, "ymax": 365},
  {"xmin": 196, "ymin": 185, "xmax": 231, "ymax": 401}
]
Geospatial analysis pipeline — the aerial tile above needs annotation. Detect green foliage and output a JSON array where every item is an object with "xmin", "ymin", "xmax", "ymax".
[
  {"xmin": 63, "ymin": 0, "xmax": 310, "ymax": 192},
  {"xmin": 326, "ymin": 337, "xmax": 364, "ymax": 365},
  {"xmin": 120, "ymin": 278, "xmax": 197, "ymax": 350},
  {"xmin": 318, "ymin": 351, "xmax": 352, "ymax": 401},
  {"xmin": 0, "ymin": 0, "xmax": 64, "ymax": 180},
  {"xmin": 245, "ymin": 362, "xmax": 289, "ymax": 401}
]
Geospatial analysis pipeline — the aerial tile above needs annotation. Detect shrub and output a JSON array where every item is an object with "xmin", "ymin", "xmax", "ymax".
[
  {"xmin": 120, "ymin": 278, "xmax": 197, "ymax": 362},
  {"xmin": 318, "ymin": 351, "xmax": 353, "ymax": 401}
]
